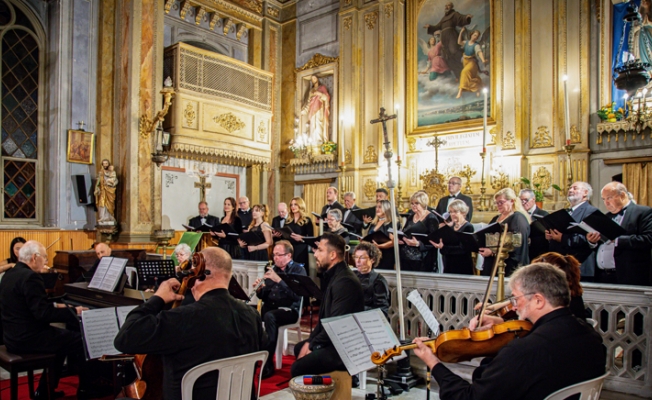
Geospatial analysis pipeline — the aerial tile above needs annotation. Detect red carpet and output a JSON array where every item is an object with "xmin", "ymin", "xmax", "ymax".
[{"xmin": 260, "ymin": 355, "xmax": 295, "ymax": 396}]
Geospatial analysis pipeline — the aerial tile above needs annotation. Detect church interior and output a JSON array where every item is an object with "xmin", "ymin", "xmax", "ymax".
[{"xmin": 1, "ymin": 0, "xmax": 652, "ymax": 398}]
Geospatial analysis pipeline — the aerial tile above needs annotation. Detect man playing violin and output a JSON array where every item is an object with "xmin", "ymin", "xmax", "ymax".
[
  {"xmin": 114, "ymin": 247, "xmax": 266, "ymax": 400},
  {"xmin": 413, "ymin": 262, "xmax": 605, "ymax": 400}
]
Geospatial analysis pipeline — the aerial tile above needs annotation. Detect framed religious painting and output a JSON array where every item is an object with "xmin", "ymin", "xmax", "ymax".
[
  {"xmin": 407, "ymin": 0, "xmax": 495, "ymax": 134},
  {"xmin": 66, "ymin": 129, "xmax": 94, "ymax": 164}
]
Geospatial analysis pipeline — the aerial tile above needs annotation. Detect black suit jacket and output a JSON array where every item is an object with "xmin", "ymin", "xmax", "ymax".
[
  {"xmin": 432, "ymin": 308, "xmax": 605, "ymax": 400},
  {"xmin": 549, "ymin": 201, "xmax": 598, "ymax": 277},
  {"xmin": 188, "ymin": 214, "xmax": 220, "ymax": 230},
  {"xmin": 237, "ymin": 209, "xmax": 253, "ymax": 230},
  {"xmin": 271, "ymin": 215, "xmax": 288, "ymax": 230},
  {"xmin": 528, "ymin": 207, "xmax": 549, "ymax": 260},
  {"xmin": 436, "ymin": 193, "xmax": 474, "ymax": 222},
  {"xmin": 609, "ymin": 203, "xmax": 652, "ymax": 285},
  {"xmin": 320, "ymin": 201, "xmax": 346, "ymax": 217},
  {"xmin": 342, "ymin": 205, "xmax": 363, "ymax": 235}
]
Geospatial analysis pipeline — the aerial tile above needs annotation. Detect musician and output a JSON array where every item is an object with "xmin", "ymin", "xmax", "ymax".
[
  {"xmin": 188, "ymin": 201, "xmax": 220, "ymax": 230},
  {"xmin": 478, "ymin": 188, "xmax": 530, "ymax": 277},
  {"xmin": 237, "ymin": 196, "xmax": 252, "ymax": 230},
  {"xmin": 353, "ymin": 241, "xmax": 389, "ymax": 319},
  {"xmin": 286, "ymin": 197, "xmax": 314, "ymax": 268},
  {"xmin": 431, "ymin": 199, "xmax": 474, "ymax": 275},
  {"xmin": 588, "ymin": 182, "xmax": 652, "ymax": 285},
  {"xmin": 114, "ymin": 247, "xmax": 266, "ymax": 400},
  {"xmin": 0, "ymin": 240, "xmax": 94, "ymax": 399},
  {"xmin": 253, "ymin": 240, "xmax": 306, "ymax": 378},
  {"xmin": 413, "ymin": 263, "xmax": 606, "ymax": 400},
  {"xmin": 436, "ymin": 176, "xmax": 474, "ymax": 222},
  {"xmin": 238, "ymin": 204, "xmax": 274, "ymax": 261},
  {"xmin": 173, "ymin": 243, "xmax": 191, "ymax": 271},
  {"xmin": 342, "ymin": 192, "xmax": 363, "ymax": 235},
  {"xmin": 545, "ymin": 181, "xmax": 598, "ymax": 281},
  {"xmin": 320, "ymin": 186, "xmax": 345, "ymax": 216},
  {"xmin": 325, "ymin": 209, "xmax": 349, "ymax": 245},
  {"xmin": 519, "ymin": 188, "xmax": 549, "ymax": 260},
  {"xmin": 365, "ymin": 200, "xmax": 400, "ymax": 270},
  {"xmin": 214, "ymin": 197, "xmax": 243, "ymax": 259},
  {"xmin": 291, "ymin": 233, "xmax": 364, "ymax": 377},
  {"xmin": 0, "ymin": 236, "xmax": 25, "ymax": 275},
  {"xmin": 400, "ymin": 191, "xmax": 438, "ymax": 272}
]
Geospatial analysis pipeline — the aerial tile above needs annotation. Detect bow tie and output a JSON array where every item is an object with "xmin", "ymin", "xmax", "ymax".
[
  {"xmin": 449, "ymin": 195, "xmax": 457, "ymax": 199},
  {"xmin": 615, "ymin": 207, "xmax": 628, "ymax": 217},
  {"xmin": 241, "ymin": 210, "xmax": 249, "ymax": 214}
]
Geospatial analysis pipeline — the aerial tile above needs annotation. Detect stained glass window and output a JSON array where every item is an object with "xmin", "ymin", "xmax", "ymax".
[{"xmin": 3, "ymin": 159, "xmax": 35, "ymax": 218}]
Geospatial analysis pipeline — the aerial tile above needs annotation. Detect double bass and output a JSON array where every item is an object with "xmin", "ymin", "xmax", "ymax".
[{"xmin": 371, "ymin": 224, "xmax": 532, "ymax": 365}]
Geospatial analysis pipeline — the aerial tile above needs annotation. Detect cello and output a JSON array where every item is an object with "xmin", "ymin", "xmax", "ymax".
[
  {"xmin": 371, "ymin": 224, "xmax": 532, "ymax": 365},
  {"xmin": 119, "ymin": 253, "xmax": 206, "ymax": 399}
]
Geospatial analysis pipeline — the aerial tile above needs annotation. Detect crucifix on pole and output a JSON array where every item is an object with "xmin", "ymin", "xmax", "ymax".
[
  {"xmin": 426, "ymin": 136, "xmax": 446, "ymax": 173},
  {"xmin": 194, "ymin": 175, "xmax": 212, "ymax": 202}
]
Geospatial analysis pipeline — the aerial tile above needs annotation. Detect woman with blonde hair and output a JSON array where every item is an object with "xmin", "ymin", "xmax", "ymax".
[
  {"xmin": 478, "ymin": 188, "xmax": 530, "ymax": 276},
  {"xmin": 400, "ymin": 191, "xmax": 438, "ymax": 272},
  {"xmin": 431, "ymin": 199, "xmax": 474, "ymax": 274},
  {"xmin": 238, "ymin": 204, "xmax": 273, "ymax": 261},
  {"xmin": 286, "ymin": 197, "xmax": 314, "ymax": 268},
  {"xmin": 365, "ymin": 200, "xmax": 400, "ymax": 270}
]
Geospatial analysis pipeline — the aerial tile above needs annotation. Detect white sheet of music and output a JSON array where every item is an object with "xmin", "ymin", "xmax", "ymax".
[
  {"xmin": 87, "ymin": 257, "xmax": 112, "ymax": 290},
  {"xmin": 88, "ymin": 257, "xmax": 128, "ymax": 292},
  {"xmin": 116, "ymin": 305, "xmax": 137, "ymax": 328},
  {"xmin": 407, "ymin": 289, "xmax": 440, "ymax": 336},
  {"xmin": 81, "ymin": 308, "xmax": 121, "ymax": 359}
]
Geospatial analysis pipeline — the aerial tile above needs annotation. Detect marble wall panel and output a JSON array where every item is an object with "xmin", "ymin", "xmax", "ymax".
[{"xmin": 295, "ymin": 0, "xmax": 340, "ymax": 67}]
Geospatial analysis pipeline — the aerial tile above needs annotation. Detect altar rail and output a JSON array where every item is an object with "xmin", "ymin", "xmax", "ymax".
[
  {"xmin": 232, "ymin": 259, "xmax": 267, "ymax": 304},
  {"xmin": 380, "ymin": 271, "xmax": 652, "ymax": 398}
]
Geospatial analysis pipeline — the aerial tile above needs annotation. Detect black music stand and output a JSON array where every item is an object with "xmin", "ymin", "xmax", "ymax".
[
  {"xmin": 279, "ymin": 274, "xmax": 322, "ymax": 332},
  {"xmin": 228, "ymin": 276, "xmax": 250, "ymax": 302},
  {"xmin": 135, "ymin": 260, "xmax": 175, "ymax": 290}
]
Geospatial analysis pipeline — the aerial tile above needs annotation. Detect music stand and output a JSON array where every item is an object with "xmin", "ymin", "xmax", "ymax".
[
  {"xmin": 228, "ymin": 276, "xmax": 250, "ymax": 302},
  {"xmin": 279, "ymin": 274, "xmax": 323, "ymax": 332},
  {"xmin": 135, "ymin": 260, "xmax": 175, "ymax": 290}
]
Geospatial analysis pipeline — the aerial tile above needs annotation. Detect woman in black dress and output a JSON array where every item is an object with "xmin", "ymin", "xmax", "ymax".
[
  {"xmin": 431, "ymin": 199, "xmax": 475, "ymax": 274},
  {"xmin": 0, "ymin": 236, "xmax": 26, "ymax": 275},
  {"xmin": 532, "ymin": 252, "xmax": 587, "ymax": 319},
  {"xmin": 353, "ymin": 241, "xmax": 390, "ymax": 319},
  {"xmin": 287, "ymin": 197, "xmax": 314, "ymax": 268},
  {"xmin": 238, "ymin": 204, "xmax": 273, "ymax": 261},
  {"xmin": 214, "ymin": 197, "xmax": 243, "ymax": 259},
  {"xmin": 478, "ymin": 188, "xmax": 530, "ymax": 277},
  {"xmin": 400, "ymin": 192, "xmax": 438, "ymax": 272},
  {"xmin": 365, "ymin": 200, "xmax": 400, "ymax": 270}
]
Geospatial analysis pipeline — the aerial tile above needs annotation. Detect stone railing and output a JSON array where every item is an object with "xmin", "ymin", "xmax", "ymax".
[
  {"xmin": 232, "ymin": 259, "xmax": 267, "ymax": 304},
  {"xmin": 380, "ymin": 271, "xmax": 652, "ymax": 398}
]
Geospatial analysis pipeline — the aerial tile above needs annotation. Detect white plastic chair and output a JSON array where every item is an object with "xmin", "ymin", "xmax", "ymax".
[
  {"xmin": 275, "ymin": 297, "xmax": 304, "ymax": 369},
  {"xmin": 181, "ymin": 350, "xmax": 267, "ymax": 400},
  {"xmin": 543, "ymin": 372, "xmax": 609, "ymax": 400}
]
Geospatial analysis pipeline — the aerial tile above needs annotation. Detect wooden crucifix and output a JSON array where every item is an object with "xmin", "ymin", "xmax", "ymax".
[
  {"xmin": 194, "ymin": 175, "xmax": 212, "ymax": 202},
  {"xmin": 427, "ymin": 136, "xmax": 447, "ymax": 173}
]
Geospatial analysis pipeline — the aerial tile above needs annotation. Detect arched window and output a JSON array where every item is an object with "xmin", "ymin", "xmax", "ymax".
[{"xmin": 0, "ymin": 0, "xmax": 42, "ymax": 223}]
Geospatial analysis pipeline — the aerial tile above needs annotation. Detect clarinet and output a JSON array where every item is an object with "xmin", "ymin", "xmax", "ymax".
[{"xmin": 249, "ymin": 260, "xmax": 272, "ymax": 301}]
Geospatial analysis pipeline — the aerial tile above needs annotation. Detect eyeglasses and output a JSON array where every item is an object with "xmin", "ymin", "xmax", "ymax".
[
  {"xmin": 519, "ymin": 198, "xmax": 532, "ymax": 204},
  {"xmin": 495, "ymin": 200, "xmax": 512, "ymax": 206},
  {"xmin": 507, "ymin": 293, "xmax": 535, "ymax": 306},
  {"xmin": 273, "ymin": 253, "xmax": 289, "ymax": 257},
  {"xmin": 353, "ymin": 256, "xmax": 370, "ymax": 262},
  {"xmin": 448, "ymin": 182, "xmax": 461, "ymax": 186}
]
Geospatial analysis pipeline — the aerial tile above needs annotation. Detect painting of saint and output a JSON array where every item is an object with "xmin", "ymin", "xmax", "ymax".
[
  {"xmin": 66, "ymin": 130, "xmax": 94, "ymax": 164},
  {"xmin": 417, "ymin": 0, "xmax": 491, "ymax": 128}
]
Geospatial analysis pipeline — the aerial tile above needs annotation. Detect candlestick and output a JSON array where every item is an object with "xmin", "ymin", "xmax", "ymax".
[
  {"xmin": 563, "ymin": 75, "xmax": 571, "ymax": 146},
  {"xmin": 395, "ymin": 103, "xmax": 402, "ymax": 158},
  {"xmin": 564, "ymin": 144, "xmax": 575, "ymax": 190},
  {"xmin": 482, "ymin": 88, "xmax": 488, "ymax": 150},
  {"xmin": 339, "ymin": 115, "xmax": 344, "ymax": 164},
  {"xmin": 478, "ymin": 151, "xmax": 488, "ymax": 212}
]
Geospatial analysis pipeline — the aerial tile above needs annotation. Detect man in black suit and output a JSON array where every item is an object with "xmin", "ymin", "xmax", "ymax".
[
  {"xmin": 588, "ymin": 182, "xmax": 652, "ymax": 285},
  {"xmin": 271, "ymin": 202, "xmax": 289, "ymax": 230},
  {"xmin": 546, "ymin": 181, "xmax": 598, "ymax": 281},
  {"xmin": 320, "ymin": 186, "xmax": 346, "ymax": 216},
  {"xmin": 342, "ymin": 191, "xmax": 363, "ymax": 235},
  {"xmin": 188, "ymin": 201, "xmax": 220, "ymax": 231},
  {"xmin": 519, "ymin": 188, "xmax": 549, "ymax": 260},
  {"xmin": 436, "ymin": 176, "xmax": 473, "ymax": 222},
  {"xmin": 237, "ymin": 196, "xmax": 252, "ymax": 230}
]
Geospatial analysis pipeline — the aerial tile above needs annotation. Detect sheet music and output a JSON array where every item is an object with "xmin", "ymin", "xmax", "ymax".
[
  {"xmin": 407, "ymin": 290, "xmax": 440, "ymax": 336},
  {"xmin": 87, "ymin": 257, "xmax": 113, "ymax": 290},
  {"xmin": 569, "ymin": 221, "xmax": 598, "ymax": 234},
  {"xmin": 116, "ymin": 305, "xmax": 137, "ymax": 328},
  {"xmin": 81, "ymin": 308, "xmax": 121, "ymax": 359},
  {"xmin": 99, "ymin": 258, "xmax": 128, "ymax": 292},
  {"xmin": 355, "ymin": 310, "xmax": 403, "ymax": 356}
]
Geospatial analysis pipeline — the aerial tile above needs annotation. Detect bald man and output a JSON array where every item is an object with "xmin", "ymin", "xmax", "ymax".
[
  {"xmin": 79, "ymin": 242, "xmax": 112, "ymax": 282},
  {"xmin": 115, "ymin": 247, "xmax": 266, "ymax": 400}
]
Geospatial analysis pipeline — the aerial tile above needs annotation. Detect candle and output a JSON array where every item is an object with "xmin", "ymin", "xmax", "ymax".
[
  {"xmin": 624, "ymin": 93, "xmax": 629, "ymax": 116},
  {"xmin": 395, "ymin": 103, "xmax": 401, "ymax": 157},
  {"xmin": 339, "ymin": 115, "xmax": 344, "ymax": 164},
  {"xmin": 563, "ymin": 75, "xmax": 571, "ymax": 146},
  {"xmin": 482, "ymin": 88, "xmax": 488, "ymax": 152}
]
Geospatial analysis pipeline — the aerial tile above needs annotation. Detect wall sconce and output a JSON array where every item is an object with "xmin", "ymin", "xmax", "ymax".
[
  {"xmin": 151, "ymin": 122, "xmax": 170, "ymax": 167},
  {"xmin": 139, "ymin": 76, "xmax": 175, "ymax": 138}
]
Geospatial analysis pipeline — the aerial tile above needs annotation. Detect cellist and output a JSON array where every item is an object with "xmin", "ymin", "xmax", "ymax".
[{"xmin": 412, "ymin": 263, "xmax": 606, "ymax": 400}]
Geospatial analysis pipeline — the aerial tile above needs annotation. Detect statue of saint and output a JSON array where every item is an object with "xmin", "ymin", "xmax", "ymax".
[
  {"xmin": 301, "ymin": 75, "xmax": 331, "ymax": 144},
  {"xmin": 95, "ymin": 159, "xmax": 118, "ymax": 224}
]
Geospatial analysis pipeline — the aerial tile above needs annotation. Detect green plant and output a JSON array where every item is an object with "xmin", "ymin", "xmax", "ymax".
[
  {"xmin": 320, "ymin": 141, "xmax": 337, "ymax": 154},
  {"xmin": 520, "ymin": 177, "xmax": 562, "ymax": 202}
]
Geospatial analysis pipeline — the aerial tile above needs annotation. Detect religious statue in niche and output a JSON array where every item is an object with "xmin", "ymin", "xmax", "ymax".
[
  {"xmin": 628, "ymin": 0, "xmax": 652, "ymax": 87},
  {"xmin": 95, "ymin": 159, "xmax": 119, "ymax": 224},
  {"xmin": 301, "ymin": 75, "xmax": 331, "ymax": 144}
]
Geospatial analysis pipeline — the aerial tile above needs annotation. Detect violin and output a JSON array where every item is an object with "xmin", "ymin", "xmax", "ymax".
[{"xmin": 120, "ymin": 253, "xmax": 206, "ymax": 399}]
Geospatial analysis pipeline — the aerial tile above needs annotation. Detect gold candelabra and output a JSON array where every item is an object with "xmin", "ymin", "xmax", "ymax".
[
  {"xmin": 477, "ymin": 151, "xmax": 488, "ymax": 211},
  {"xmin": 490, "ymin": 170, "xmax": 510, "ymax": 191},
  {"xmin": 458, "ymin": 165, "xmax": 476, "ymax": 195}
]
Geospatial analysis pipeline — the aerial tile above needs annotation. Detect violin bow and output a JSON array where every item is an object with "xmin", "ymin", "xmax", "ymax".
[{"xmin": 477, "ymin": 224, "xmax": 509, "ymax": 329}]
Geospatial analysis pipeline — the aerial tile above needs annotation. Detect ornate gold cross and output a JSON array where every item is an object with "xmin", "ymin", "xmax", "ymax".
[{"xmin": 194, "ymin": 176, "xmax": 212, "ymax": 202}]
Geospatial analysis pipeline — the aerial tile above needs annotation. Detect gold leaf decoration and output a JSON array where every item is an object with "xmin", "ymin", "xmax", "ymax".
[
  {"xmin": 384, "ymin": 4, "xmax": 394, "ymax": 18},
  {"xmin": 502, "ymin": 131, "xmax": 516, "ymax": 149},
  {"xmin": 344, "ymin": 0, "xmax": 352, "ymax": 6},
  {"xmin": 195, "ymin": 7, "xmax": 206, "ymax": 25},
  {"xmin": 180, "ymin": 1, "xmax": 192, "ymax": 19},
  {"xmin": 363, "ymin": 146, "xmax": 378, "ymax": 163},
  {"xmin": 365, "ymin": 11, "xmax": 378, "ymax": 30},
  {"xmin": 213, "ymin": 113, "xmax": 246, "ymax": 133},
  {"xmin": 345, "ymin": 149, "xmax": 352, "ymax": 164},
  {"xmin": 420, "ymin": 170, "xmax": 447, "ymax": 207},
  {"xmin": 531, "ymin": 126, "xmax": 553, "ymax": 148},
  {"xmin": 295, "ymin": 53, "xmax": 339, "ymax": 72},
  {"xmin": 223, "ymin": 18, "xmax": 234, "ymax": 35},
  {"xmin": 257, "ymin": 121, "xmax": 267, "ymax": 142},
  {"xmin": 183, "ymin": 103, "xmax": 196, "ymax": 126},
  {"xmin": 236, "ymin": 24, "xmax": 247, "ymax": 40},
  {"xmin": 364, "ymin": 179, "xmax": 377, "ymax": 200},
  {"xmin": 532, "ymin": 166, "xmax": 552, "ymax": 192},
  {"xmin": 164, "ymin": 0, "xmax": 175, "ymax": 14},
  {"xmin": 266, "ymin": 6, "xmax": 279, "ymax": 18},
  {"xmin": 209, "ymin": 13, "xmax": 220, "ymax": 30},
  {"xmin": 343, "ymin": 16, "xmax": 352, "ymax": 31},
  {"xmin": 570, "ymin": 124, "xmax": 581, "ymax": 143},
  {"xmin": 490, "ymin": 126, "xmax": 497, "ymax": 144},
  {"xmin": 407, "ymin": 137, "xmax": 417, "ymax": 152}
]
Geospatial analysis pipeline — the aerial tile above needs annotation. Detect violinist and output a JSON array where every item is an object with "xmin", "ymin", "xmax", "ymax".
[
  {"xmin": 412, "ymin": 263, "xmax": 605, "ymax": 400},
  {"xmin": 0, "ymin": 236, "xmax": 25, "ymax": 275},
  {"xmin": 114, "ymin": 247, "xmax": 266, "ymax": 400},
  {"xmin": 173, "ymin": 243, "xmax": 191, "ymax": 272}
]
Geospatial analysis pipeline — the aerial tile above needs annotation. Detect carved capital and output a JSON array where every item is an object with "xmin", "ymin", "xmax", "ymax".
[
  {"xmin": 365, "ymin": 11, "xmax": 378, "ymax": 30},
  {"xmin": 164, "ymin": 0, "xmax": 175, "ymax": 14},
  {"xmin": 363, "ymin": 146, "xmax": 378, "ymax": 163},
  {"xmin": 502, "ymin": 131, "xmax": 516, "ymax": 149},
  {"xmin": 531, "ymin": 126, "xmax": 553, "ymax": 148},
  {"xmin": 343, "ymin": 16, "xmax": 352, "ymax": 31},
  {"xmin": 384, "ymin": 4, "xmax": 394, "ymax": 18}
]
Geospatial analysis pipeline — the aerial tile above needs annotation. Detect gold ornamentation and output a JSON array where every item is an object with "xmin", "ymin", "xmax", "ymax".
[
  {"xmin": 195, "ymin": 7, "xmax": 206, "ymax": 24},
  {"xmin": 531, "ymin": 126, "xmax": 553, "ymax": 148},
  {"xmin": 570, "ymin": 124, "xmax": 581, "ymax": 143},
  {"xmin": 458, "ymin": 165, "xmax": 476, "ymax": 194},
  {"xmin": 345, "ymin": 149, "xmax": 352, "ymax": 164},
  {"xmin": 139, "ymin": 84, "xmax": 175, "ymax": 138},
  {"xmin": 236, "ymin": 23, "xmax": 247, "ymax": 40},
  {"xmin": 295, "ymin": 53, "xmax": 339, "ymax": 72},
  {"xmin": 491, "ymin": 171, "xmax": 510, "ymax": 191},
  {"xmin": 266, "ymin": 6, "xmax": 279, "ymax": 18},
  {"xmin": 407, "ymin": 137, "xmax": 416, "ymax": 152},
  {"xmin": 420, "ymin": 169, "xmax": 447, "ymax": 207},
  {"xmin": 257, "ymin": 121, "xmax": 267, "ymax": 142},
  {"xmin": 213, "ymin": 113, "xmax": 245, "ymax": 133},
  {"xmin": 384, "ymin": 4, "xmax": 394, "ymax": 18},
  {"xmin": 343, "ymin": 16, "xmax": 352, "ymax": 31},
  {"xmin": 364, "ymin": 179, "xmax": 377, "ymax": 200},
  {"xmin": 344, "ymin": 0, "xmax": 352, "ymax": 6},
  {"xmin": 502, "ymin": 131, "xmax": 516, "ymax": 149},
  {"xmin": 363, "ymin": 146, "xmax": 377, "ymax": 163},
  {"xmin": 209, "ymin": 12, "xmax": 220, "ymax": 30},
  {"xmin": 223, "ymin": 18, "xmax": 234, "ymax": 35},
  {"xmin": 180, "ymin": 1, "xmax": 192, "ymax": 19},
  {"xmin": 164, "ymin": 0, "xmax": 175, "ymax": 13},
  {"xmin": 231, "ymin": 0, "xmax": 263, "ymax": 14},
  {"xmin": 365, "ymin": 11, "xmax": 378, "ymax": 30},
  {"xmin": 490, "ymin": 126, "xmax": 497, "ymax": 144},
  {"xmin": 183, "ymin": 103, "xmax": 196, "ymax": 126},
  {"xmin": 531, "ymin": 166, "xmax": 552, "ymax": 192}
]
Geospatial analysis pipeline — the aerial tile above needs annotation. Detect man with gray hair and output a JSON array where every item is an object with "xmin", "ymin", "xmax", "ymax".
[
  {"xmin": 413, "ymin": 262, "xmax": 605, "ymax": 399},
  {"xmin": 519, "ymin": 188, "xmax": 549, "ymax": 259},
  {"xmin": 342, "ymin": 191, "xmax": 363, "ymax": 235},
  {"xmin": 546, "ymin": 181, "xmax": 598, "ymax": 281},
  {"xmin": 436, "ymin": 176, "xmax": 474, "ymax": 222}
]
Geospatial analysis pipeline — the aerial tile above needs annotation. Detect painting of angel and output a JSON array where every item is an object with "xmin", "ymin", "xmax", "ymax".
[{"xmin": 416, "ymin": 0, "xmax": 491, "ymax": 129}]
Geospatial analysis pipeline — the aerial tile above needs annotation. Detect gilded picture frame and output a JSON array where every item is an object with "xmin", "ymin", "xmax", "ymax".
[
  {"xmin": 66, "ymin": 129, "xmax": 94, "ymax": 164},
  {"xmin": 407, "ymin": 0, "xmax": 497, "ymax": 135}
]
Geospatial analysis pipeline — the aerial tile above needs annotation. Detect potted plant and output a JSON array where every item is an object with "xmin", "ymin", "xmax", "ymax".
[
  {"xmin": 320, "ymin": 141, "xmax": 337, "ymax": 155},
  {"xmin": 519, "ymin": 177, "xmax": 562, "ymax": 208},
  {"xmin": 596, "ymin": 102, "xmax": 624, "ymax": 123}
]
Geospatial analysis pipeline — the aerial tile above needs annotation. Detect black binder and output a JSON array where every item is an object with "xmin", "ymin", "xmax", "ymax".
[
  {"xmin": 538, "ymin": 209, "xmax": 576, "ymax": 233},
  {"xmin": 279, "ymin": 273, "xmax": 323, "ymax": 301},
  {"xmin": 273, "ymin": 225, "xmax": 303, "ymax": 240},
  {"xmin": 361, "ymin": 230, "xmax": 392, "ymax": 245},
  {"xmin": 351, "ymin": 206, "xmax": 377, "ymax": 220},
  {"xmin": 236, "ymin": 230, "xmax": 267, "ymax": 246},
  {"xmin": 570, "ymin": 210, "xmax": 627, "ymax": 241},
  {"xmin": 182, "ymin": 223, "xmax": 213, "ymax": 233}
]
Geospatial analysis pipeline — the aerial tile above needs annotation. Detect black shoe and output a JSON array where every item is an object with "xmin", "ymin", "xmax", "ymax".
[
  {"xmin": 262, "ymin": 364, "xmax": 275, "ymax": 379},
  {"xmin": 34, "ymin": 390, "xmax": 65, "ymax": 399}
]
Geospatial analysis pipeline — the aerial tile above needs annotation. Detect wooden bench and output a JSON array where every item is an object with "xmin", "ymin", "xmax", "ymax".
[{"xmin": 0, "ymin": 345, "xmax": 56, "ymax": 400}]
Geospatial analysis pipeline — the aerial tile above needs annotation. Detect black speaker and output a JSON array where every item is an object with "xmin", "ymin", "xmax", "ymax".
[{"xmin": 72, "ymin": 174, "xmax": 93, "ymax": 205}]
